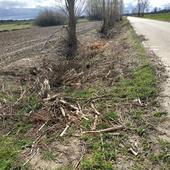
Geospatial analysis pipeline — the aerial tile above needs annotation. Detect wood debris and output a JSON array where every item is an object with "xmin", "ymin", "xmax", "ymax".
[
  {"xmin": 91, "ymin": 115, "xmax": 98, "ymax": 130},
  {"xmin": 82, "ymin": 125, "xmax": 124, "ymax": 134},
  {"xmin": 60, "ymin": 124, "xmax": 70, "ymax": 137},
  {"xmin": 91, "ymin": 103, "xmax": 101, "ymax": 115}
]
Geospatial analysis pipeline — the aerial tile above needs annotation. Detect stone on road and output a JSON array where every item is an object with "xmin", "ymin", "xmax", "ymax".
[{"xmin": 128, "ymin": 17, "xmax": 170, "ymax": 142}]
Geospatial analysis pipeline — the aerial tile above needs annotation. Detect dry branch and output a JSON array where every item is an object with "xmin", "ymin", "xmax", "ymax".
[
  {"xmin": 91, "ymin": 103, "xmax": 101, "ymax": 115},
  {"xmin": 82, "ymin": 125, "xmax": 124, "ymax": 134},
  {"xmin": 14, "ymin": 89, "xmax": 26, "ymax": 105},
  {"xmin": 91, "ymin": 115, "xmax": 98, "ymax": 130},
  {"xmin": 60, "ymin": 107, "xmax": 66, "ymax": 117},
  {"xmin": 60, "ymin": 124, "xmax": 70, "ymax": 137},
  {"xmin": 43, "ymin": 94, "xmax": 59, "ymax": 102},
  {"xmin": 59, "ymin": 99, "xmax": 79, "ymax": 110},
  {"xmin": 23, "ymin": 148, "xmax": 39, "ymax": 166}
]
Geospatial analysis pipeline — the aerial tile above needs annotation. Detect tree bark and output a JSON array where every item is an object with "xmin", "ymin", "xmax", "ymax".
[
  {"xmin": 66, "ymin": 0, "xmax": 77, "ymax": 57},
  {"xmin": 101, "ymin": 0, "xmax": 108, "ymax": 34}
]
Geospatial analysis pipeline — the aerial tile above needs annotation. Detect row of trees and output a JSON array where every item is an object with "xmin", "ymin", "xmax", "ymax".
[
  {"xmin": 132, "ymin": 0, "xmax": 149, "ymax": 17},
  {"xmin": 62, "ymin": 0, "xmax": 124, "ymax": 57}
]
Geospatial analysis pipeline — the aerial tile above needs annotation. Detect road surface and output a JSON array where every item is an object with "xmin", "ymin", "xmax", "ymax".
[{"xmin": 128, "ymin": 17, "xmax": 170, "ymax": 142}]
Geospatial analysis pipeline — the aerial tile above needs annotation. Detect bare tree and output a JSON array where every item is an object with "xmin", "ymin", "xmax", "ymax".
[
  {"xmin": 86, "ymin": 0, "xmax": 103, "ymax": 20},
  {"xmin": 137, "ymin": 0, "xmax": 149, "ymax": 17},
  {"xmin": 65, "ymin": 0, "xmax": 77, "ymax": 56},
  {"xmin": 58, "ymin": 0, "xmax": 86, "ymax": 57},
  {"xmin": 100, "ymin": 0, "xmax": 124, "ymax": 35},
  {"xmin": 119, "ymin": 0, "xmax": 124, "ymax": 20}
]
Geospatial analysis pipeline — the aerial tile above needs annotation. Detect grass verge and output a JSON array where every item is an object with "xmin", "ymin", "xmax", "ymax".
[
  {"xmin": 144, "ymin": 12, "xmax": 170, "ymax": 22},
  {"xmin": 0, "ymin": 21, "xmax": 33, "ymax": 32},
  {"xmin": 79, "ymin": 21, "xmax": 169, "ymax": 169}
]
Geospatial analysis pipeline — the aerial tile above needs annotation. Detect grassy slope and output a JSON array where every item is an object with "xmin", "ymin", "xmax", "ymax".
[
  {"xmin": 80, "ymin": 22, "xmax": 170, "ymax": 169},
  {"xmin": 144, "ymin": 13, "xmax": 170, "ymax": 21},
  {"xmin": 0, "ymin": 21, "xmax": 33, "ymax": 32}
]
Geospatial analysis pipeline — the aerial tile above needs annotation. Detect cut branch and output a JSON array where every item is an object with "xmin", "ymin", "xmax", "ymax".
[{"xmin": 82, "ymin": 125, "xmax": 124, "ymax": 134}]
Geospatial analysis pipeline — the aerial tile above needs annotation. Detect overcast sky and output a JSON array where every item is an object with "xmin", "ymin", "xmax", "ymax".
[{"xmin": 0, "ymin": 0, "xmax": 170, "ymax": 9}]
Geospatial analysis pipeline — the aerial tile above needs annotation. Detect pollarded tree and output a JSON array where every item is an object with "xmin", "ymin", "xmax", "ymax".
[
  {"xmin": 58, "ymin": 0, "xmax": 86, "ymax": 57},
  {"xmin": 86, "ymin": 0, "xmax": 103, "ymax": 20},
  {"xmin": 101, "ymin": 0, "xmax": 124, "ymax": 35},
  {"xmin": 66, "ymin": 0, "xmax": 77, "ymax": 56}
]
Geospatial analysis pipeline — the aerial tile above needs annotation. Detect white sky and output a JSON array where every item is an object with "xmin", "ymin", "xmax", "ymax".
[
  {"xmin": 0, "ymin": 0, "xmax": 170, "ymax": 8},
  {"xmin": 125, "ymin": 0, "xmax": 170, "ymax": 7}
]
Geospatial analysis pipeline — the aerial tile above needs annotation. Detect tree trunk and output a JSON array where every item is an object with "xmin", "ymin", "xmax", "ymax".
[
  {"xmin": 101, "ymin": 0, "xmax": 108, "ymax": 34},
  {"xmin": 66, "ymin": 0, "xmax": 77, "ymax": 57}
]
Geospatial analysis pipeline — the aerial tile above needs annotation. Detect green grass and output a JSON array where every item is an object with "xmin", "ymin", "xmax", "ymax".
[
  {"xmin": 80, "ymin": 20, "xmax": 164, "ymax": 169},
  {"xmin": 144, "ymin": 12, "xmax": 170, "ymax": 22},
  {"xmin": 81, "ymin": 134, "xmax": 119, "ymax": 170},
  {"xmin": 149, "ymin": 140, "xmax": 170, "ymax": 166},
  {"xmin": 111, "ymin": 26, "xmax": 156, "ymax": 101},
  {"xmin": 0, "ymin": 136, "xmax": 31, "ymax": 170},
  {"xmin": 17, "ymin": 95, "xmax": 42, "ymax": 115},
  {"xmin": 42, "ymin": 151, "xmax": 56, "ymax": 161},
  {"xmin": 0, "ymin": 21, "xmax": 33, "ymax": 32}
]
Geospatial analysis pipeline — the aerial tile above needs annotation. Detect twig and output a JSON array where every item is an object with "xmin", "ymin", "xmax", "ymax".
[
  {"xmin": 60, "ymin": 124, "xmax": 70, "ymax": 137},
  {"xmin": 23, "ymin": 148, "xmax": 39, "ymax": 166},
  {"xmin": 91, "ymin": 103, "xmax": 101, "ymax": 115},
  {"xmin": 32, "ymin": 135, "xmax": 43, "ymax": 145},
  {"xmin": 59, "ymin": 99, "xmax": 79, "ymax": 111},
  {"xmin": 43, "ymin": 94, "xmax": 59, "ymax": 102},
  {"xmin": 128, "ymin": 148, "xmax": 138, "ymax": 156},
  {"xmin": 82, "ymin": 125, "xmax": 124, "ymax": 134},
  {"xmin": 14, "ymin": 89, "xmax": 26, "ymax": 105},
  {"xmin": 91, "ymin": 115, "xmax": 98, "ymax": 130},
  {"xmin": 106, "ymin": 70, "xmax": 111, "ymax": 78},
  {"xmin": 60, "ymin": 107, "xmax": 66, "ymax": 117},
  {"xmin": 37, "ymin": 122, "xmax": 47, "ymax": 133},
  {"xmin": 74, "ymin": 152, "xmax": 85, "ymax": 169},
  {"xmin": 77, "ymin": 102, "xmax": 89, "ymax": 121}
]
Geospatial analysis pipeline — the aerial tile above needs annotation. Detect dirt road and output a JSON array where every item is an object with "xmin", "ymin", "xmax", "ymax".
[
  {"xmin": 0, "ymin": 21, "xmax": 100, "ymax": 67},
  {"xmin": 128, "ymin": 17, "xmax": 170, "ymax": 141}
]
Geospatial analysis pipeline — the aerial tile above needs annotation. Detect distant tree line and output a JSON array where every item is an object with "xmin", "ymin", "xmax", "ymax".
[
  {"xmin": 131, "ymin": 1, "xmax": 170, "ymax": 16},
  {"xmin": 152, "ymin": 3, "xmax": 170, "ymax": 14},
  {"xmin": 131, "ymin": 0, "xmax": 149, "ymax": 17}
]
